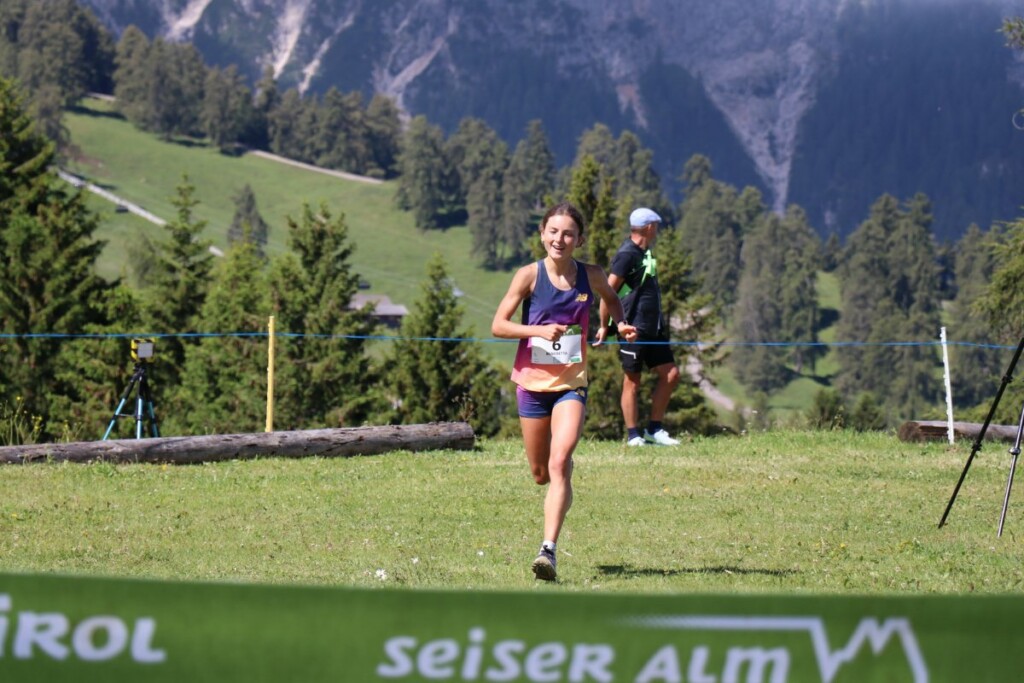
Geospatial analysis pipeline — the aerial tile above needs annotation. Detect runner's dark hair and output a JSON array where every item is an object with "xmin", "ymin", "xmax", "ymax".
[{"xmin": 540, "ymin": 202, "xmax": 586, "ymax": 237}]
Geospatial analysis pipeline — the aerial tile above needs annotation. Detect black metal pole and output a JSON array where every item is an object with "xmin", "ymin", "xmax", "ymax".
[
  {"xmin": 998, "ymin": 402, "xmax": 1024, "ymax": 536},
  {"xmin": 140, "ymin": 368, "xmax": 160, "ymax": 437},
  {"xmin": 939, "ymin": 336, "xmax": 1024, "ymax": 529}
]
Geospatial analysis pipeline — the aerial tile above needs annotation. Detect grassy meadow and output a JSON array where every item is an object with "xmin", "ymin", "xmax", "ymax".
[{"xmin": 1, "ymin": 431, "xmax": 1022, "ymax": 595}]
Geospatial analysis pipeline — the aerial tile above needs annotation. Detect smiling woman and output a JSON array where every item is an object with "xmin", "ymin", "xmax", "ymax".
[{"xmin": 490, "ymin": 201, "xmax": 637, "ymax": 583}]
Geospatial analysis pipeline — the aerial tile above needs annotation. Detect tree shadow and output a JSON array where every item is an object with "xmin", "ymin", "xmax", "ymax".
[
  {"xmin": 214, "ymin": 144, "xmax": 247, "ymax": 158},
  {"xmin": 166, "ymin": 137, "xmax": 208, "ymax": 149},
  {"xmin": 819, "ymin": 307, "xmax": 839, "ymax": 329},
  {"xmin": 436, "ymin": 209, "xmax": 468, "ymax": 229},
  {"xmin": 68, "ymin": 103, "xmax": 125, "ymax": 120},
  {"xmin": 596, "ymin": 564, "xmax": 797, "ymax": 578}
]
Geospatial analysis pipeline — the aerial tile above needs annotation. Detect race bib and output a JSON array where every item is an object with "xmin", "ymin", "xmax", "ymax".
[{"xmin": 530, "ymin": 325, "xmax": 583, "ymax": 365}]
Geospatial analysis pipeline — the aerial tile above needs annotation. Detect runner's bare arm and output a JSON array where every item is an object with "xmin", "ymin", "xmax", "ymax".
[{"xmin": 587, "ymin": 264, "xmax": 637, "ymax": 344}]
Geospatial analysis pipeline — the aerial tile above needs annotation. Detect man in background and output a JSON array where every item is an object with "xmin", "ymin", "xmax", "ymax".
[{"xmin": 602, "ymin": 207, "xmax": 681, "ymax": 446}]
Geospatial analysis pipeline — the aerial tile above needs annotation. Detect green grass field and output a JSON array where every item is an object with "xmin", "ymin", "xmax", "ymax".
[{"xmin": 1, "ymin": 431, "xmax": 1022, "ymax": 595}]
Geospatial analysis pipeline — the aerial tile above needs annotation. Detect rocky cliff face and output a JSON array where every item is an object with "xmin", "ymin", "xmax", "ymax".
[
  {"xmin": 78, "ymin": 0, "xmax": 1024, "ymax": 238},
  {"xmin": 566, "ymin": 0, "xmax": 846, "ymax": 212}
]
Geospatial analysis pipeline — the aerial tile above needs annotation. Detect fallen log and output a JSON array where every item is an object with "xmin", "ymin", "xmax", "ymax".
[
  {"xmin": 0, "ymin": 422, "xmax": 475, "ymax": 465},
  {"xmin": 897, "ymin": 420, "xmax": 1022, "ymax": 443}
]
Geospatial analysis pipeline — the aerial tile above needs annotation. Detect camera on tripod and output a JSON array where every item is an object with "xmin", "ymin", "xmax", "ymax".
[
  {"xmin": 104, "ymin": 338, "xmax": 160, "ymax": 440},
  {"xmin": 131, "ymin": 338, "xmax": 155, "ymax": 364}
]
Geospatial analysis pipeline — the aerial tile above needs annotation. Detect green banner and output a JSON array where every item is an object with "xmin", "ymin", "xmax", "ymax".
[{"xmin": 0, "ymin": 571, "xmax": 1018, "ymax": 681}]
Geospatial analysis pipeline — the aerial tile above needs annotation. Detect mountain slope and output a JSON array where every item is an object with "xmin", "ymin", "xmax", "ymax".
[{"xmin": 78, "ymin": 0, "xmax": 1024, "ymax": 241}]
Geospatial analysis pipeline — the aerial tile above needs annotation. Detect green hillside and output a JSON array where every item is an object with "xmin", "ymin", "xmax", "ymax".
[{"xmin": 64, "ymin": 97, "xmax": 515, "ymax": 362}]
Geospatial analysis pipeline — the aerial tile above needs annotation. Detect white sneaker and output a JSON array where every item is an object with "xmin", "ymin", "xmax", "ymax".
[
  {"xmin": 643, "ymin": 429, "xmax": 680, "ymax": 446},
  {"xmin": 626, "ymin": 436, "xmax": 647, "ymax": 447}
]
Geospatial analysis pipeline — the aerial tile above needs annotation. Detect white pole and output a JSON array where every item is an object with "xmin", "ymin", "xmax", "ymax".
[
  {"xmin": 266, "ymin": 315, "xmax": 275, "ymax": 433},
  {"xmin": 941, "ymin": 326, "xmax": 954, "ymax": 444}
]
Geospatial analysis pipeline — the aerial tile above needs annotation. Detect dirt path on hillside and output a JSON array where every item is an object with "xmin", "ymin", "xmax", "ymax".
[
  {"xmin": 246, "ymin": 150, "xmax": 384, "ymax": 185},
  {"xmin": 685, "ymin": 353, "xmax": 737, "ymax": 413}
]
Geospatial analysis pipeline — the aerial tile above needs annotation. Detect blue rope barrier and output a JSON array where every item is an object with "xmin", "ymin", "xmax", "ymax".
[{"xmin": 0, "ymin": 332, "xmax": 1015, "ymax": 349}]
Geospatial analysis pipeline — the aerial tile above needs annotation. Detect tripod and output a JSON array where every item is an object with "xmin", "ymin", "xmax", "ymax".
[
  {"xmin": 102, "ymin": 361, "xmax": 160, "ymax": 440},
  {"xmin": 939, "ymin": 336, "xmax": 1024, "ymax": 535}
]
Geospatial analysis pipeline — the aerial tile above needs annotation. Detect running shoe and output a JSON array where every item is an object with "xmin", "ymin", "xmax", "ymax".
[
  {"xmin": 532, "ymin": 547, "xmax": 557, "ymax": 581},
  {"xmin": 644, "ymin": 429, "xmax": 680, "ymax": 446},
  {"xmin": 626, "ymin": 436, "xmax": 647, "ymax": 447}
]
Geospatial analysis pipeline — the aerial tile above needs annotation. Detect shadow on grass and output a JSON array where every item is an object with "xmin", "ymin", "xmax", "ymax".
[
  {"xmin": 596, "ymin": 564, "xmax": 797, "ymax": 578},
  {"xmin": 69, "ymin": 104, "xmax": 125, "ymax": 120}
]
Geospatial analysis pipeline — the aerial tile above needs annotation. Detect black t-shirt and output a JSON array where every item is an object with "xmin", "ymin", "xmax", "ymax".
[{"xmin": 609, "ymin": 237, "xmax": 663, "ymax": 335}]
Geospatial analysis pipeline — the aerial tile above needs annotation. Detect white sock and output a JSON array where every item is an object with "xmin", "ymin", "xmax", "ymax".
[{"xmin": 541, "ymin": 540, "xmax": 556, "ymax": 552}]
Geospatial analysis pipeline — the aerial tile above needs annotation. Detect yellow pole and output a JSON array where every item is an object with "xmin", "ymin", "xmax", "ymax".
[{"xmin": 266, "ymin": 315, "xmax": 275, "ymax": 432}]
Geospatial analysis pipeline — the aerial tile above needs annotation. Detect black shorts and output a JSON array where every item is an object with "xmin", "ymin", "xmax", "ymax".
[{"xmin": 618, "ymin": 335, "xmax": 676, "ymax": 373}]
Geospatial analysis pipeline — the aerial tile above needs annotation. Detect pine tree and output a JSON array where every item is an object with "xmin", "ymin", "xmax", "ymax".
[
  {"xmin": 730, "ymin": 205, "xmax": 821, "ymax": 392},
  {"xmin": 8, "ymin": 0, "xmax": 114, "ymax": 144},
  {"xmin": 395, "ymin": 115, "xmax": 457, "ymax": 230},
  {"xmin": 247, "ymin": 64, "xmax": 278, "ymax": 150},
  {"xmin": 657, "ymin": 224, "xmax": 717, "ymax": 349},
  {"xmin": 112, "ymin": 26, "xmax": 152, "ymax": 129},
  {"xmin": 948, "ymin": 224, "xmax": 1004, "ymax": 412},
  {"xmin": 267, "ymin": 88, "xmax": 305, "ymax": 159},
  {"xmin": 587, "ymin": 177, "xmax": 619, "ymax": 269},
  {"xmin": 447, "ymin": 118, "xmax": 509, "ymax": 266},
  {"xmin": 778, "ymin": 206, "xmax": 823, "ymax": 374},
  {"xmin": 148, "ymin": 40, "xmax": 205, "ymax": 139},
  {"xmin": 316, "ymin": 87, "xmax": 369, "ymax": 173},
  {"xmin": 501, "ymin": 120, "xmax": 554, "ymax": 263},
  {"xmin": 566, "ymin": 155, "xmax": 602, "ymax": 227},
  {"xmin": 976, "ymin": 217, "xmax": 1024, "ymax": 343},
  {"xmin": 834, "ymin": 195, "xmax": 897, "ymax": 401},
  {"xmin": 293, "ymin": 91, "xmax": 320, "ymax": 163},
  {"xmin": 447, "ymin": 119, "xmax": 500, "ymax": 203},
  {"xmin": 227, "ymin": 183, "xmax": 269, "ymax": 254},
  {"xmin": 386, "ymin": 254, "xmax": 502, "ymax": 435},
  {"xmin": 0, "ymin": 80, "xmax": 113, "ymax": 434},
  {"xmin": 201, "ymin": 64, "xmax": 252, "ymax": 153},
  {"xmin": 364, "ymin": 93, "xmax": 401, "ymax": 179},
  {"xmin": 51, "ymin": 283, "xmax": 147, "ymax": 441},
  {"xmin": 835, "ymin": 193, "xmax": 941, "ymax": 423},
  {"xmin": 676, "ymin": 155, "xmax": 750, "ymax": 316},
  {"xmin": 466, "ymin": 142, "xmax": 508, "ymax": 268},
  {"xmin": 174, "ymin": 237, "xmax": 269, "ymax": 435},
  {"xmin": 970, "ymin": 216, "xmax": 1024, "ymax": 422},
  {"xmin": 613, "ymin": 130, "xmax": 669, "ymax": 219},
  {"xmin": 0, "ymin": 76, "xmax": 52, "ymax": 206},
  {"xmin": 574, "ymin": 123, "xmax": 616, "ymax": 170},
  {"xmin": 886, "ymin": 194, "xmax": 942, "ymax": 419},
  {"xmin": 731, "ymin": 212, "xmax": 790, "ymax": 392},
  {"xmin": 0, "ymin": 199, "xmax": 113, "ymax": 434},
  {"xmin": 143, "ymin": 175, "xmax": 214, "ymax": 395},
  {"xmin": 267, "ymin": 203, "xmax": 384, "ymax": 429},
  {"xmin": 115, "ymin": 34, "xmax": 205, "ymax": 138}
]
